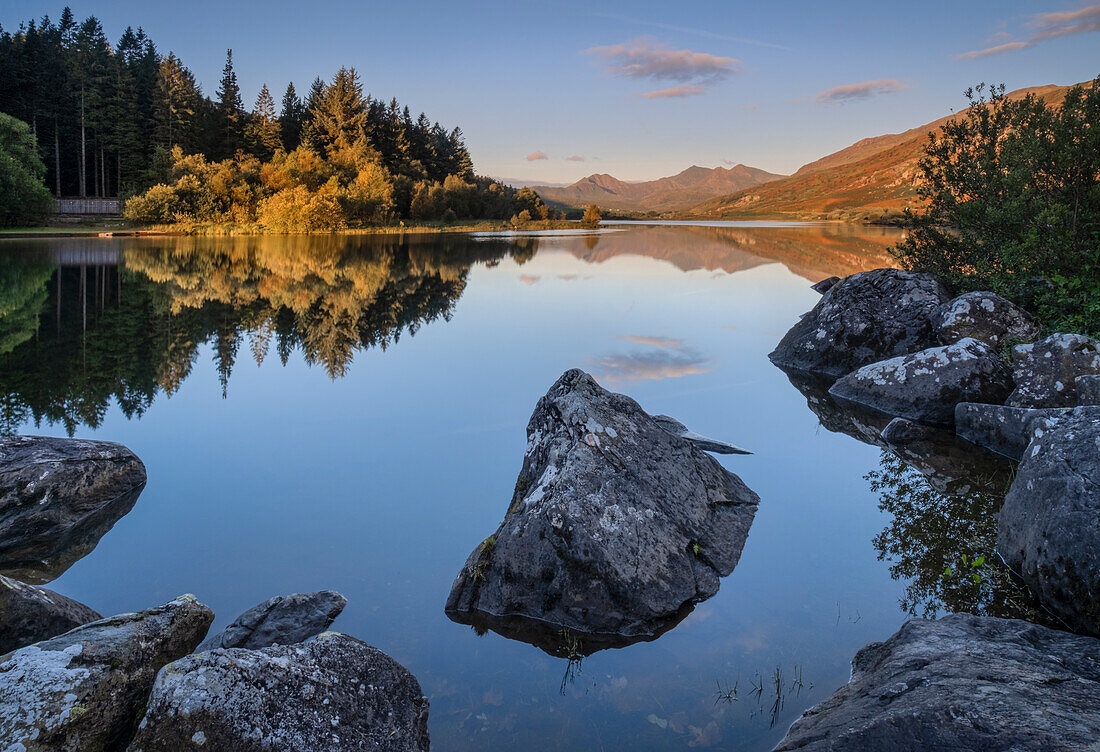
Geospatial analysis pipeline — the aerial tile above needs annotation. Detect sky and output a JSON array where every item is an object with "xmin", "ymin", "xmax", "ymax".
[{"xmin": 4, "ymin": 0, "xmax": 1098, "ymax": 183}]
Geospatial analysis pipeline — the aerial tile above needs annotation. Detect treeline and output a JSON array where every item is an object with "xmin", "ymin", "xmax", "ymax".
[{"xmin": 0, "ymin": 7, "xmax": 553, "ymax": 227}]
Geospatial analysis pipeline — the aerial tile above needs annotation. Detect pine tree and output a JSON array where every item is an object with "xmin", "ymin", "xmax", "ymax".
[
  {"xmin": 309, "ymin": 67, "xmax": 367, "ymax": 158},
  {"xmin": 215, "ymin": 49, "xmax": 244, "ymax": 158},
  {"xmin": 245, "ymin": 84, "xmax": 282, "ymax": 159},
  {"xmin": 279, "ymin": 82, "xmax": 304, "ymax": 150}
]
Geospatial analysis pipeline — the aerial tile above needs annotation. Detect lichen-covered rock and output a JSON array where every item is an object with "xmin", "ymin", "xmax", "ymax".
[
  {"xmin": 954, "ymin": 402, "xmax": 1082, "ymax": 461},
  {"xmin": 0, "ymin": 575, "xmax": 101, "ymax": 655},
  {"xmin": 0, "ymin": 595, "xmax": 213, "ymax": 752},
  {"xmin": 203, "ymin": 590, "xmax": 347, "ymax": 650},
  {"xmin": 997, "ymin": 409, "xmax": 1100, "ymax": 636},
  {"xmin": 445, "ymin": 370, "xmax": 759, "ymax": 639},
  {"xmin": 769, "ymin": 268, "xmax": 950, "ymax": 378},
  {"xmin": 0, "ymin": 435, "xmax": 146, "ymax": 584},
  {"xmin": 1078, "ymin": 374, "xmax": 1100, "ymax": 405},
  {"xmin": 773, "ymin": 613, "xmax": 1100, "ymax": 752},
  {"xmin": 828, "ymin": 338, "xmax": 1013, "ymax": 427},
  {"xmin": 127, "ymin": 632, "xmax": 429, "ymax": 752},
  {"xmin": 1007, "ymin": 333, "xmax": 1100, "ymax": 408},
  {"xmin": 931, "ymin": 290, "xmax": 1041, "ymax": 346}
]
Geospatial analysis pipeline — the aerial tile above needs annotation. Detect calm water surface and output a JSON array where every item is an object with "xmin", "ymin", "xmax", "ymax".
[{"xmin": 1, "ymin": 223, "xmax": 1011, "ymax": 750}]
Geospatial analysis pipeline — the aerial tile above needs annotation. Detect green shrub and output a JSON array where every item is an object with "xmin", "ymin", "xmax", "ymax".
[{"xmin": 0, "ymin": 113, "xmax": 54, "ymax": 227}]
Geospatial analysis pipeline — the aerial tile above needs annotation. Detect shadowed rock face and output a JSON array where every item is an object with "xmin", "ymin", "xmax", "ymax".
[
  {"xmin": 127, "ymin": 633, "xmax": 430, "ymax": 752},
  {"xmin": 998, "ymin": 408, "xmax": 1100, "ymax": 636},
  {"xmin": 0, "ymin": 436, "xmax": 147, "ymax": 584},
  {"xmin": 445, "ymin": 370, "xmax": 759, "ymax": 642},
  {"xmin": 0, "ymin": 595, "xmax": 213, "ymax": 752},
  {"xmin": 828, "ymin": 338, "xmax": 1013, "ymax": 427},
  {"xmin": 773, "ymin": 613, "xmax": 1100, "ymax": 752},
  {"xmin": 202, "ymin": 590, "xmax": 347, "ymax": 650},
  {"xmin": 769, "ymin": 269, "xmax": 950, "ymax": 379},
  {"xmin": 0, "ymin": 575, "xmax": 101, "ymax": 655}
]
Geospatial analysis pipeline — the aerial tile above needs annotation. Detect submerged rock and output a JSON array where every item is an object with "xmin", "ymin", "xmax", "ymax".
[
  {"xmin": 203, "ymin": 590, "xmax": 347, "ymax": 650},
  {"xmin": 0, "ymin": 435, "xmax": 146, "ymax": 584},
  {"xmin": 931, "ymin": 290, "xmax": 1041, "ymax": 346},
  {"xmin": 0, "ymin": 574, "xmax": 101, "ymax": 655},
  {"xmin": 773, "ymin": 613, "xmax": 1100, "ymax": 751},
  {"xmin": 0, "ymin": 594, "xmax": 213, "ymax": 752},
  {"xmin": 652, "ymin": 414, "xmax": 751, "ymax": 455},
  {"xmin": 879, "ymin": 418, "xmax": 1014, "ymax": 496},
  {"xmin": 828, "ymin": 338, "xmax": 1013, "ymax": 427},
  {"xmin": 998, "ymin": 408, "xmax": 1100, "ymax": 636},
  {"xmin": 446, "ymin": 370, "xmax": 759, "ymax": 640},
  {"xmin": 1007, "ymin": 333, "xmax": 1100, "ymax": 408},
  {"xmin": 810, "ymin": 275, "xmax": 840, "ymax": 294},
  {"xmin": 769, "ymin": 268, "xmax": 950, "ymax": 378},
  {"xmin": 127, "ymin": 632, "xmax": 429, "ymax": 752},
  {"xmin": 954, "ymin": 402, "xmax": 1080, "ymax": 461}
]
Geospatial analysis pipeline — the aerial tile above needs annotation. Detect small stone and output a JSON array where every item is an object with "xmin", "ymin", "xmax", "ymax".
[
  {"xmin": 0, "ymin": 574, "xmax": 101, "ymax": 655},
  {"xmin": 203, "ymin": 591, "xmax": 347, "ymax": 650}
]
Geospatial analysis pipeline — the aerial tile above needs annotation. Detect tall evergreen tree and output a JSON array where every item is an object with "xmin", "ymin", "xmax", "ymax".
[
  {"xmin": 309, "ymin": 67, "xmax": 367, "ymax": 158},
  {"xmin": 245, "ymin": 84, "xmax": 282, "ymax": 159},
  {"xmin": 278, "ymin": 82, "xmax": 304, "ymax": 150},
  {"xmin": 215, "ymin": 48, "xmax": 244, "ymax": 158}
]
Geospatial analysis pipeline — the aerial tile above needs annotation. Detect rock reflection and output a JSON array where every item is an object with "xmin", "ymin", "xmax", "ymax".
[{"xmin": 0, "ymin": 234, "xmax": 534, "ymax": 434}]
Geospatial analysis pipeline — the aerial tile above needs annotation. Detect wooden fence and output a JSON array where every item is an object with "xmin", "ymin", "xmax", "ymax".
[{"xmin": 55, "ymin": 198, "xmax": 121, "ymax": 215}]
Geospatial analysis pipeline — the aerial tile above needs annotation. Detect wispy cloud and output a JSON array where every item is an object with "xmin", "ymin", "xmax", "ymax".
[
  {"xmin": 620, "ymin": 335, "xmax": 684, "ymax": 348},
  {"xmin": 740, "ymin": 103, "xmax": 760, "ymax": 110},
  {"xmin": 814, "ymin": 79, "xmax": 908, "ymax": 104},
  {"xmin": 565, "ymin": 155, "xmax": 587, "ymax": 162},
  {"xmin": 525, "ymin": 151, "xmax": 549, "ymax": 161},
  {"xmin": 592, "ymin": 12, "xmax": 790, "ymax": 51},
  {"xmin": 592, "ymin": 337, "xmax": 710, "ymax": 384},
  {"xmin": 959, "ymin": 3, "xmax": 1100, "ymax": 58},
  {"xmin": 587, "ymin": 37, "xmax": 740, "ymax": 99},
  {"xmin": 640, "ymin": 84, "xmax": 707, "ymax": 99}
]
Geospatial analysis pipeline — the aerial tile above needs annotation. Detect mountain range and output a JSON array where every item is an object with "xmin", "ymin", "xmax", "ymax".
[
  {"xmin": 528, "ymin": 164, "xmax": 786, "ymax": 212},
  {"xmin": 526, "ymin": 81, "xmax": 1082, "ymax": 221}
]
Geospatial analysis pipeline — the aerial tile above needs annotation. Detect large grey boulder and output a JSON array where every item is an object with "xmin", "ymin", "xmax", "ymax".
[
  {"xmin": 1007, "ymin": 333, "xmax": 1100, "ymax": 408},
  {"xmin": 203, "ymin": 590, "xmax": 347, "ymax": 650},
  {"xmin": 931, "ymin": 290, "xmax": 1041, "ymax": 346},
  {"xmin": 828, "ymin": 338, "xmax": 1013, "ymax": 427},
  {"xmin": 0, "ymin": 436, "xmax": 146, "ymax": 584},
  {"xmin": 0, "ymin": 594, "xmax": 213, "ymax": 752},
  {"xmin": 445, "ymin": 370, "xmax": 759, "ymax": 639},
  {"xmin": 770, "ymin": 268, "xmax": 950, "ymax": 378},
  {"xmin": 0, "ymin": 574, "xmax": 101, "ymax": 655},
  {"xmin": 773, "ymin": 613, "xmax": 1100, "ymax": 751},
  {"xmin": 127, "ymin": 632, "xmax": 429, "ymax": 752},
  {"xmin": 954, "ymin": 402, "xmax": 1083, "ymax": 461},
  {"xmin": 998, "ymin": 409, "xmax": 1100, "ymax": 636}
]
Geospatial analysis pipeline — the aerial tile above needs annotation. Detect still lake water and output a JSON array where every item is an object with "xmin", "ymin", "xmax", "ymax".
[{"xmin": 0, "ymin": 222, "xmax": 1002, "ymax": 750}]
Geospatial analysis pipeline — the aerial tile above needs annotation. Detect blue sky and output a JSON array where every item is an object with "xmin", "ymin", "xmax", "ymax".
[{"xmin": 4, "ymin": 1, "xmax": 1098, "ymax": 182}]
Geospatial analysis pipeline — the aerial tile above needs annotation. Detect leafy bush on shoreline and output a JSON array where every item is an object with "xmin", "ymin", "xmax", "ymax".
[
  {"xmin": 895, "ymin": 77, "xmax": 1100, "ymax": 335},
  {"xmin": 0, "ymin": 113, "xmax": 54, "ymax": 227}
]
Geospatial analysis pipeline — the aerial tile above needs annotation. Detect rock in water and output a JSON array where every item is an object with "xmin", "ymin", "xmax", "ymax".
[
  {"xmin": 0, "ymin": 594, "xmax": 213, "ymax": 752},
  {"xmin": 810, "ymin": 276, "xmax": 840, "ymax": 294},
  {"xmin": 0, "ymin": 436, "xmax": 146, "ymax": 584},
  {"xmin": 127, "ymin": 632, "xmax": 429, "ymax": 752},
  {"xmin": 931, "ymin": 290, "xmax": 1041, "ymax": 346},
  {"xmin": 997, "ymin": 408, "xmax": 1100, "ymax": 636},
  {"xmin": 651, "ymin": 414, "xmax": 751, "ymax": 454},
  {"xmin": 827, "ymin": 338, "xmax": 1013, "ymax": 427},
  {"xmin": 879, "ymin": 418, "xmax": 1014, "ymax": 496},
  {"xmin": 773, "ymin": 613, "xmax": 1100, "ymax": 751},
  {"xmin": 954, "ymin": 402, "xmax": 1082, "ymax": 461},
  {"xmin": 203, "ymin": 590, "xmax": 347, "ymax": 649},
  {"xmin": 1007, "ymin": 333, "xmax": 1100, "ymax": 408},
  {"xmin": 0, "ymin": 574, "xmax": 101, "ymax": 654},
  {"xmin": 446, "ymin": 370, "xmax": 759, "ymax": 639},
  {"xmin": 769, "ymin": 268, "xmax": 950, "ymax": 378}
]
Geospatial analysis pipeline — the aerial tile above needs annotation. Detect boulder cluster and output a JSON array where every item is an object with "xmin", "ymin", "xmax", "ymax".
[
  {"xmin": 0, "ymin": 436, "xmax": 428, "ymax": 752},
  {"xmin": 769, "ymin": 269, "xmax": 1100, "ymax": 750}
]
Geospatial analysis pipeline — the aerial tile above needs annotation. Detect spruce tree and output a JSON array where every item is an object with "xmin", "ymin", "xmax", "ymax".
[
  {"xmin": 310, "ymin": 67, "xmax": 367, "ymax": 158},
  {"xmin": 279, "ymin": 82, "xmax": 304, "ymax": 150},
  {"xmin": 245, "ymin": 84, "xmax": 282, "ymax": 159},
  {"xmin": 216, "ymin": 48, "xmax": 244, "ymax": 158}
]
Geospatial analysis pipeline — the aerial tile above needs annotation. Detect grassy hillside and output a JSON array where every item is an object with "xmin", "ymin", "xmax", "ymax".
[{"xmin": 683, "ymin": 83, "xmax": 1079, "ymax": 222}]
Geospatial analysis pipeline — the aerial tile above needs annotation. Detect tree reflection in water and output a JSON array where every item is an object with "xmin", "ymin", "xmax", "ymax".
[
  {"xmin": 0, "ymin": 234, "xmax": 538, "ymax": 435},
  {"xmin": 867, "ymin": 451, "xmax": 1055, "ymax": 626}
]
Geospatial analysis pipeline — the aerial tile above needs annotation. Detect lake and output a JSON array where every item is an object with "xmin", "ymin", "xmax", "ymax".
[{"xmin": 0, "ymin": 222, "xmax": 1031, "ymax": 750}]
